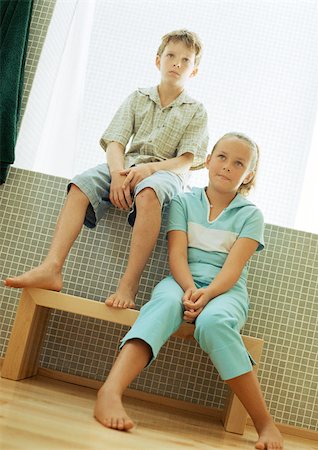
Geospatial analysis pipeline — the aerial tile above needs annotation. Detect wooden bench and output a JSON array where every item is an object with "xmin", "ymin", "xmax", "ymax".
[{"xmin": 2, "ymin": 287, "xmax": 264, "ymax": 435}]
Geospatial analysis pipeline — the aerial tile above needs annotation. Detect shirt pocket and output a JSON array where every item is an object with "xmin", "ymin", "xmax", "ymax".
[{"xmin": 156, "ymin": 116, "xmax": 188, "ymax": 158}]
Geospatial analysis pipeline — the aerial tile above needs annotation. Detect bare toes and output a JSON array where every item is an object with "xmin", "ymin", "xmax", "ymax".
[
  {"xmin": 105, "ymin": 296, "xmax": 114, "ymax": 306},
  {"xmin": 117, "ymin": 418, "xmax": 124, "ymax": 430}
]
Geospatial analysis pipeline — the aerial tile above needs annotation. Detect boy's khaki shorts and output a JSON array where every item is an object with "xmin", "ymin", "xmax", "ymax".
[{"xmin": 68, "ymin": 163, "xmax": 184, "ymax": 228}]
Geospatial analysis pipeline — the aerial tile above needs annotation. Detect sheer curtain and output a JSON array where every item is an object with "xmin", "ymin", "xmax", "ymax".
[
  {"xmin": 14, "ymin": 0, "xmax": 96, "ymax": 178},
  {"xmin": 13, "ymin": 0, "xmax": 318, "ymax": 233}
]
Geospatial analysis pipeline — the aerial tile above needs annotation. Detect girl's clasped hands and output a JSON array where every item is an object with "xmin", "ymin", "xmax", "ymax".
[{"xmin": 182, "ymin": 287, "xmax": 212, "ymax": 322}]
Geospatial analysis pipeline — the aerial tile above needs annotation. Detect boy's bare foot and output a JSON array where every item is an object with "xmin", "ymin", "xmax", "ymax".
[
  {"xmin": 3, "ymin": 263, "xmax": 63, "ymax": 291},
  {"xmin": 94, "ymin": 388, "xmax": 134, "ymax": 431},
  {"xmin": 255, "ymin": 421, "xmax": 284, "ymax": 449},
  {"xmin": 105, "ymin": 281, "xmax": 137, "ymax": 309}
]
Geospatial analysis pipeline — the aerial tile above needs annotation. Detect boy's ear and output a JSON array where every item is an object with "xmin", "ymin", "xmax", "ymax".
[
  {"xmin": 242, "ymin": 171, "xmax": 254, "ymax": 185},
  {"xmin": 155, "ymin": 55, "xmax": 161, "ymax": 70}
]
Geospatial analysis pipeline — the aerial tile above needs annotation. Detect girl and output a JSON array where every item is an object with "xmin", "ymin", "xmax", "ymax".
[{"xmin": 94, "ymin": 132, "xmax": 284, "ymax": 450}]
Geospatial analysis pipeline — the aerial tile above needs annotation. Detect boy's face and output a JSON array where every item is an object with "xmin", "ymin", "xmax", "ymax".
[
  {"xmin": 206, "ymin": 138, "xmax": 254, "ymax": 194},
  {"xmin": 156, "ymin": 41, "xmax": 198, "ymax": 88}
]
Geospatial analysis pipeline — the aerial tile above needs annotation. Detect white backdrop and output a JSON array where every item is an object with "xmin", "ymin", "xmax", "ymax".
[{"xmin": 14, "ymin": 0, "xmax": 318, "ymax": 233}]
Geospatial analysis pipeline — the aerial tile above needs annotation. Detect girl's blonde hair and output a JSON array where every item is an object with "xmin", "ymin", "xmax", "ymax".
[
  {"xmin": 211, "ymin": 132, "xmax": 260, "ymax": 196},
  {"xmin": 157, "ymin": 29, "xmax": 203, "ymax": 67}
]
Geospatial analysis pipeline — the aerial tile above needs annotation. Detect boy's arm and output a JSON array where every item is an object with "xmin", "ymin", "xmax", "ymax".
[
  {"xmin": 148, "ymin": 151, "xmax": 194, "ymax": 174},
  {"xmin": 100, "ymin": 91, "xmax": 137, "ymax": 209},
  {"xmin": 121, "ymin": 152, "xmax": 194, "ymax": 190},
  {"xmin": 183, "ymin": 238, "xmax": 259, "ymax": 320}
]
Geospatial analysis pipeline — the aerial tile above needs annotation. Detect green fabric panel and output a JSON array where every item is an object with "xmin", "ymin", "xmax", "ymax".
[{"xmin": 0, "ymin": 0, "xmax": 33, "ymax": 184}]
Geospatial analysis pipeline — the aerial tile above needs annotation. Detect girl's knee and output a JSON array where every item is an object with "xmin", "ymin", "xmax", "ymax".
[
  {"xmin": 152, "ymin": 290, "xmax": 183, "ymax": 312},
  {"xmin": 151, "ymin": 280, "xmax": 183, "ymax": 312},
  {"xmin": 195, "ymin": 312, "xmax": 238, "ymax": 342},
  {"xmin": 196, "ymin": 311, "xmax": 224, "ymax": 328}
]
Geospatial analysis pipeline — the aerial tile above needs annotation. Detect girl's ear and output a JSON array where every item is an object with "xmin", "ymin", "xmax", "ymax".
[
  {"xmin": 242, "ymin": 171, "xmax": 254, "ymax": 185},
  {"xmin": 205, "ymin": 154, "xmax": 211, "ymax": 168},
  {"xmin": 190, "ymin": 66, "xmax": 198, "ymax": 78}
]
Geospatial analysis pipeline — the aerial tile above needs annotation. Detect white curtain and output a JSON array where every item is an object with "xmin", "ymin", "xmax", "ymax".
[
  {"xmin": 13, "ymin": 0, "xmax": 318, "ymax": 233},
  {"xmin": 14, "ymin": 0, "xmax": 96, "ymax": 179}
]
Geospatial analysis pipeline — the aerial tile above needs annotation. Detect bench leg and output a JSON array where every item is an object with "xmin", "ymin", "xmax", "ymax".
[
  {"xmin": 222, "ymin": 339, "xmax": 264, "ymax": 434},
  {"xmin": 1, "ymin": 289, "xmax": 51, "ymax": 380},
  {"xmin": 222, "ymin": 384, "xmax": 250, "ymax": 434}
]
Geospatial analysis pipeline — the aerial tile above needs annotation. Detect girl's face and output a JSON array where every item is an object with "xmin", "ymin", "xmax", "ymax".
[{"xmin": 206, "ymin": 138, "xmax": 254, "ymax": 194}]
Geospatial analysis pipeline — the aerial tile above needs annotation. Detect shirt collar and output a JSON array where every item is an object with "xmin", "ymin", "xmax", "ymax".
[
  {"xmin": 193, "ymin": 187, "xmax": 256, "ymax": 211},
  {"xmin": 138, "ymin": 86, "xmax": 196, "ymax": 108}
]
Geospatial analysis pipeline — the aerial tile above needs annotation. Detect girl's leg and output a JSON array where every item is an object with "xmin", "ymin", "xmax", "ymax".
[
  {"xmin": 94, "ymin": 338, "xmax": 152, "ymax": 430},
  {"xmin": 194, "ymin": 290, "xmax": 283, "ymax": 449},
  {"xmin": 226, "ymin": 371, "xmax": 283, "ymax": 450},
  {"xmin": 96, "ymin": 276, "xmax": 184, "ymax": 430},
  {"xmin": 4, "ymin": 184, "xmax": 90, "ymax": 290}
]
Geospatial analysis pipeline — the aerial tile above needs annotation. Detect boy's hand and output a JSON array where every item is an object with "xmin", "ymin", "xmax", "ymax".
[
  {"xmin": 110, "ymin": 172, "xmax": 133, "ymax": 210},
  {"xmin": 182, "ymin": 288, "xmax": 212, "ymax": 322},
  {"xmin": 120, "ymin": 164, "xmax": 154, "ymax": 190}
]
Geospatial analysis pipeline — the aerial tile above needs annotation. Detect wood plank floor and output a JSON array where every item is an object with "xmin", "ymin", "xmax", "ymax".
[{"xmin": 1, "ymin": 375, "xmax": 317, "ymax": 450}]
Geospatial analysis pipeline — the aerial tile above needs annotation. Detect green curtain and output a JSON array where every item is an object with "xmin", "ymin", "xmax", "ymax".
[{"xmin": 0, "ymin": 0, "xmax": 33, "ymax": 184}]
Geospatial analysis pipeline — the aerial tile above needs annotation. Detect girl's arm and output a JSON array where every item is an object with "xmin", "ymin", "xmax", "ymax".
[
  {"xmin": 168, "ymin": 230, "xmax": 196, "ymax": 292},
  {"xmin": 183, "ymin": 237, "xmax": 259, "ymax": 321},
  {"xmin": 206, "ymin": 237, "xmax": 259, "ymax": 298}
]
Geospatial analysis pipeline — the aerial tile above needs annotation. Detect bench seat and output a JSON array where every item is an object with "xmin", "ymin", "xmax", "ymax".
[{"xmin": 2, "ymin": 287, "xmax": 264, "ymax": 435}]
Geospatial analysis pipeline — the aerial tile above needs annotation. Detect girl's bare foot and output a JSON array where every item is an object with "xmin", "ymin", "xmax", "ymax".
[
  {"xmin": 94, "ymin": 388, "xmax": 134, "ymax": 431},
  {"xmin": 3, "ymin": 262, "xmax": 63, "ymax": 291},
  {"xmin": 255, "ymin": 421, "xmax": 284, "ymax": 449},
  {"xmin": 105, "ymin": 280, "xmax": 137, "ymax": 309}
]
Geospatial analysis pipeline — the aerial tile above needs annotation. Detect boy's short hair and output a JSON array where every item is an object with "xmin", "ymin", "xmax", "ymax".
[{"xmin": 157, "ymin": 29, "xmax": 203, "ymax": 66}]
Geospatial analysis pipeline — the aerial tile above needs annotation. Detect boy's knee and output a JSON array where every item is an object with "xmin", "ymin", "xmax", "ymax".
[
  {"xmin": 135, "ymin": 188, "xmax": 160, "ymax": 209},
  {"xmin": 68, "ymin": 183, "xmax": 90, "ymax": 202}
]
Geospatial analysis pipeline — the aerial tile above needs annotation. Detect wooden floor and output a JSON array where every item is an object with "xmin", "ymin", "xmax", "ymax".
[{"xmin": 1, "ymin": 375, "xmax": 317, "ymax": 450}]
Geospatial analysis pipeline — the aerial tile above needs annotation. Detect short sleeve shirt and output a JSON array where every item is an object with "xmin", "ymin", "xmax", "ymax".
[
  {"xmin": 100, "ymin": 86, "xmax": 209, "ymax": 170},
  {"xmin": 167, "ymin": 187, "xmax": 265, "ymax": 281}
]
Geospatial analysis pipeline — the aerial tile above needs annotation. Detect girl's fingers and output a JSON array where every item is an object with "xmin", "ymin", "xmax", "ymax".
[
  {"xmin": 190, "ymin": 290, "xmax": 202, "ymax": 302},
  {"xmin": 183, "ymin": 307, "xmax": 203, "ymax": 320}
]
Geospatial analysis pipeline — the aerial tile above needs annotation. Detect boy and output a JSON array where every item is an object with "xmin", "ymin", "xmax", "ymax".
[{"xmin": 4, "ymin": 29, "xmax": 209, "ymax": 309}]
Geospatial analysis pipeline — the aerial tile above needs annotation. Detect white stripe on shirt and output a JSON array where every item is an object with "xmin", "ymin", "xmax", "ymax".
[{"xmin": 188, "ymin": 222, "xmax": 238, "ymax": 253}]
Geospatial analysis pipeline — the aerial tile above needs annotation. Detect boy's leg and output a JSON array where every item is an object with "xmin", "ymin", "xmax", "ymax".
[
  {"xmin": 226, "ymin": 371, "xmax": 283, "ymax": 449},
  {"xmin": 106, "ymin": 171, "xmax": 183, "ymax": 308},
  {"xmin": 4, "ymin": 185, "xmax": 90, "ymax": 290},
  {"xmin": 106, "ymin": 187, "xmax": 161, "ymax": 308},
  {"xmin": 194, "ymin": 289, "xmax": 283, "ymax": 449},
  {"xmin": 96, "ymin": 276, "xmax": 184, "ymax": 430},
  {"xmin": 4, "ymin": 164, "xmax": 112, "ymax": 290}
]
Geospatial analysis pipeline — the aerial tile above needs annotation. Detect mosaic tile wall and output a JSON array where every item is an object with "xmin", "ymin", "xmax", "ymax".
[
  {"xmin": 1, "ymin": 0, "xmax": 317, "ymax": 433},
  {"xmin": 0, "ymin": 167, "xmax": 317, "ymax": 432}
]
